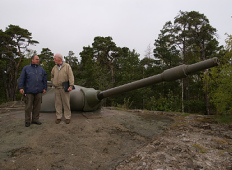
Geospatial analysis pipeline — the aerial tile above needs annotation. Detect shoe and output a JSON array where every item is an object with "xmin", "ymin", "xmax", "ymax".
[
  {"xmin": 31, "ymin": 121, "xmax": 42, "ymax": 125},
  {"xmin": 65, "ymin": 119, "xmax": 70, "ymax": 124},
  {"xmin": 55, "ymin": 119, "xmax": 61, "ymax": 124},
  {"xmin": 25, "ymin": 122, "xmax": 31, "ymax": 127}
]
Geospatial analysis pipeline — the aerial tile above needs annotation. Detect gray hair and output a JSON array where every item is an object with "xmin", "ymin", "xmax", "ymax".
[
  {"xmin": 56, "ymin": 53, "xmax": 64, "ymax": 61},
  {"xmin": 31, "ymin": 54, "xmax": 38, "ymax": 60}
]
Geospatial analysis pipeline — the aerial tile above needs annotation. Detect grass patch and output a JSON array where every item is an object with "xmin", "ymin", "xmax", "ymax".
[
  {"xmin": 215, "ymin": 115, "xmax": 232, "ymax": 124},
  {"xmin": 193, "ymin": 144, "xmax": 207, "ymax": 153},
  {"xmin": 131, "ymin": 155, "xmax": 141, "ymax": 162},
  {"xmin": 212, "ymin": 138, "xmax": 228, "ymax": 145},
  {"xmin": 181, "ymin": 113, "xmax": 190, "ymax": 117}
]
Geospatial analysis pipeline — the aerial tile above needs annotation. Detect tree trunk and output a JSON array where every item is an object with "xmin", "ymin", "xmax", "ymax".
[
  {"xmin": 2, "ymin": 70, "xmax": 9, "ymax": 101},
  {"xmin": 181, "ymin": 79, "xmax": 184, "ymax": 113},
  {"xmin": 110, "ymin": 66, "xmax": 115, "ymax": 87},
  {"xmin": 204, "ymin": 69, "xmax": 210, "ymax": 115}
]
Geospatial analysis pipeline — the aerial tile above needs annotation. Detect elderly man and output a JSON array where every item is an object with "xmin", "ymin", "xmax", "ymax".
[
  {"xmin": 18, "ymin": 55, "xmax": 47, "ymax": 127},
  {"xmin": 51, "ymin": 53, "xmax": 74, "ymax": 124}
]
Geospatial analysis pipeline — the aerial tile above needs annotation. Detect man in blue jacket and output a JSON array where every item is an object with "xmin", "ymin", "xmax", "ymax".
[{"xmin": 18, "ymin": 55, "xmax": 47, "ymax": 127}]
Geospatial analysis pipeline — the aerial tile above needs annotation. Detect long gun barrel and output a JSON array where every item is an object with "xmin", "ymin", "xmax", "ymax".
[
  {"xmin": 97, "ymin": 57, "xmax": 219, "ymax": 100},
  {"xmin": 40, "ymin": 57, "xmax": 219, "ymax": 112}
]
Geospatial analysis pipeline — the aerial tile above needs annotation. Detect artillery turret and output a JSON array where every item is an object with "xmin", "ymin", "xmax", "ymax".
[{"xmin": 40, "ymin": 57, "xmax": 219, "ymax": 112}]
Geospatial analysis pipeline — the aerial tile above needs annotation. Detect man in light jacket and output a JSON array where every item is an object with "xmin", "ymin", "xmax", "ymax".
[
  {"xmin": 51, "ymin": 53, "xmax": 74, "ymax": 124},
  {"xmin": 18, "ymin": 55, "xmax": 47, "ymax": 127}
]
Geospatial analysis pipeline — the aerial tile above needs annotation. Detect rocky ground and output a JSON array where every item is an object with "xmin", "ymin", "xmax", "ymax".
[
  {"xmin": 0, "ymin": 101, "xmax": 231, "ymax": 170},
  {"xmin": 116, "ymin": 113, "xmax": 232, "ymax": 170}
]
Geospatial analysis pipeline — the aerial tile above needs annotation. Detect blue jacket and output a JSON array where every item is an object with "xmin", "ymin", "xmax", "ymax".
[{"xmin": 18, "ymin": 64, "xmax": 47, "ymax": 94}]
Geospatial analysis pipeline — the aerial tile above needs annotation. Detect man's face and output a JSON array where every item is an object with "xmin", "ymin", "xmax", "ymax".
[
  {"xmin": 54, "ymin": 56, "xmax": 62, "ymax": 65},
  {"xmin": 32, "ymin": 56, "xmax": 40, "ymax": 65}
]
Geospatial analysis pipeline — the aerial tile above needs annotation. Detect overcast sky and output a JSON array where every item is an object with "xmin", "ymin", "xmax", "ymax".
[{"xmin": 0, "ymin": 0, "xmax": 231, "ymax": 60}]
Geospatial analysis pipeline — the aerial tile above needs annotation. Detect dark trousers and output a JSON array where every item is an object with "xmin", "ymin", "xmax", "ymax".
[{"xmin": 24, "ymin": 93, "xmax": 42, "ymax": 122}]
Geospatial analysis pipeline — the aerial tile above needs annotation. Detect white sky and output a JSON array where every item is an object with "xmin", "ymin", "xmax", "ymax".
[{"xmin": 0, "ymin": 0, "xmax": 231, "ymax": 60}]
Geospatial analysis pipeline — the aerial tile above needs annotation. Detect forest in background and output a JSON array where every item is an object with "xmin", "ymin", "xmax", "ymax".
[{"xmin": 1, "ymin": 11, "xmax": 232, "ymax": 118}]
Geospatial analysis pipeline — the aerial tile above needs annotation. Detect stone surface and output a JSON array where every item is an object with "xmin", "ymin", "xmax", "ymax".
[{"xmin": 0, "ymin": 101, "xmax": 231, "ymax": 170}]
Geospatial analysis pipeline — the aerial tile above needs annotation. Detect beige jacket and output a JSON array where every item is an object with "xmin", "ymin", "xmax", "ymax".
[{"xmin": 51, "ymin": 62, "xmax": 74, "ymax": 89}]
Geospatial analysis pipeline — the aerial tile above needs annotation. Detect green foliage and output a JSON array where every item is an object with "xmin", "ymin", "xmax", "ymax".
[
  {"xmin": 204, "ymin": 64, "xmax": 232, "ymax": 115},
  {"xmin": 92, "ymin": 36, "xmax": 118, "ymax": 88},
  {"xmin": 0, "ymin": 90, "xmax": 7, "ymax": 104},
  {"xmin": 79, "ymin": 37, "xmax": 143, "ymax": 108},
  {"xmin": 0, "ymin": 25, "xmax": 38, "ymax": 102},
  {"xmin": 38, "ymin": 48, "xmax": 54, "ymax": 80},
  {"xmin": 183, "ymin": 100, "xmax": 206, "ymax": 114},
  {"xmin": 153, "ymin": 21, "xmax": 181, "ymax": 68},
  {"xmin": 203, "ymin": 34, "xmax": 232, "ymax": 116},
  {"xmin": 153, "ymin": 11, "xmax": 220, "ymax": 114},
  {"xmin": 181, "ymin": 113, "xmax": 190, "ymax": 117},
  {"xmin": 79, "ymin": 46, "xmax": 95, "ymax": 87},
  {"xmin": 113, "ymin": 97, "xmax": 133, "ymax": 110},
  {"xmin": 215, "ymin": 115, "xmax": 232, "ymax": 124},
  {"xmin": 79, "ymin": 37, "xmax": 119, "ymax": 90},
  {"xmin": 145, "ymin": 89, "xmax": 181, "ymax": 112},
  {"xmin": 64, "ymin": 51, "xmax": 79, "ymax": 84}
]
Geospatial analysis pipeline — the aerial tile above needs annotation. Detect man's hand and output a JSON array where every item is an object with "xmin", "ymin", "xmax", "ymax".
[
  {"xmin": 68, "ymin": 87, "xmax": 72, "ymax": 92},
  {"xmin": 43, "ymin": 89, "xmax": 46, "ymax": 94},
  {"xmin": 19, "ymin": 89, "xmax": 24, "ymax": 95}
]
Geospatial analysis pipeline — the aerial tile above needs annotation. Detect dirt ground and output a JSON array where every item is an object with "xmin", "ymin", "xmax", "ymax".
[{"xmin": 0, "ymin": 101, "xmax": 231, "ymax": 170}]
